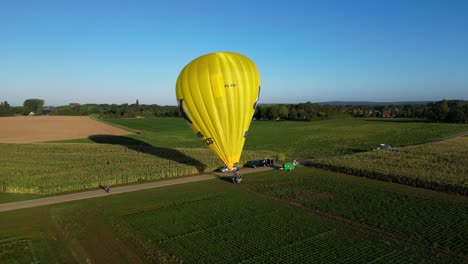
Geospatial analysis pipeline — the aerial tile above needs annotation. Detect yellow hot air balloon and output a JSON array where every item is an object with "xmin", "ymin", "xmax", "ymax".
[{"xmin": 176, "ymin": 52, "xmax": 261, "ymax": 170}]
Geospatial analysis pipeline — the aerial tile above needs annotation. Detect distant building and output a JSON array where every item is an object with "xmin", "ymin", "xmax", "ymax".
[
  {"xmin": 382, "ymin": 109, "xmax": 394, "ymax": 118},
  {"xmin": 28, "ymin": 111, "xmax": 35, "ymax": 116},
  {"xmin": 69, "ymin": 102, "xmax": 81, "ymax": 107}
]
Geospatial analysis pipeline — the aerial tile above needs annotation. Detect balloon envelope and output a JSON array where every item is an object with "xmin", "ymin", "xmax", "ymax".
[{"xmin": 176, "ymin": 52, "xmax": 261, "ymax": 170}]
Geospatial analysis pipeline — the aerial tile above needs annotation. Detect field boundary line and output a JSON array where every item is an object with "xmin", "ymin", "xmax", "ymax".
[{"xmin": 89, "ymin": 115, "xmax": 140, "ymax": 134}]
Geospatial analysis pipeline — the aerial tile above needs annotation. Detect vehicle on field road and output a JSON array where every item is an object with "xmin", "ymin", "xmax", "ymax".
[
  {"xmin": 247, "ymin": 159, "xmax": 268, "ymax": 168},
  {"xmin": 217, "ymin": 166, "xmax": 238, "ymax": 173}
]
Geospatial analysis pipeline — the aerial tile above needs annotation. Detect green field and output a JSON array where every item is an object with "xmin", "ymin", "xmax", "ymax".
[
  {"xmin": 1, "ymin": 167, "xmax": 467, "ymax": 263},
  {"xmin": 2, "ymin": 117, "xmax": 466, "ymax": 195},
  {"xmin": 2, "ymin": 117, "xmax": 467, "ymax": 262},
  {"xmin": 312, "ymin": 136, "xmax": 468, "ymax": 195},
  {"xmin": 61, "ymin": 118, "xmax": 468, "ymax": 159},
  {"xmin": 0, "ymin": 143, "xmax": 277, "ymax": 194},
  {"xmin": 0, "ymin": 193, "xmax": 44, "ymax": 204}
]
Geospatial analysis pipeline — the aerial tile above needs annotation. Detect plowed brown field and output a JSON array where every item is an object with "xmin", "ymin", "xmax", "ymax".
[{"xmin": 0, "ymin": 116, "xmax": 131, "ymax": 143}]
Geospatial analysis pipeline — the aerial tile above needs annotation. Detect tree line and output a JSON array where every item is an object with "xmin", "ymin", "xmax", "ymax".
[
  {"xmin": 49, "ymin": 100, "xmax": 181, "ymax": 118},
  {"xmin": 342, "ymin": 99, "xmax": 468, "ymax": 123},
  {"xmin": 1, "ymin": 98, "xmax": 467, "ymax": 123},
  {"xmin": 255, "ymin": 100, "xmax": 468, "ymax": 123},
  {"xmin": 0, "ymin": 99, "xmax": 45, "ymax": 117},
  {"xmin": 254, "ymin": 103, "xmax": 349, "ymax": 121},
  {"xmin": 0, "ymin": 101, "xmax": 13, "ymax": 116}
]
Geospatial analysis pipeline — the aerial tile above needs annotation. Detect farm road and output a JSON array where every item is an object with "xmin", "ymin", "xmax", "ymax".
[
  {"xmin": 0, "ymin": 167, "xmax": 273, "ymax": 213},
  {"xmin": 431, "ymin": 130, "xmax": 468, "ymax": 142}
]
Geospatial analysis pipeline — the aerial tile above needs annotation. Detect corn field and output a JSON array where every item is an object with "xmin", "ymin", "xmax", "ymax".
[
  {"xmin": 0, "ymin": 143, "xmax": 281, "ymax": 194},
  {"xmin": 312, "ymin": 137, "xmax": 468, "ymax": 195}
]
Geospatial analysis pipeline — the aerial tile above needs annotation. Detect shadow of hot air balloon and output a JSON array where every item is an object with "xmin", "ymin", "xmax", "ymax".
[{"xmin": 88, "ymin": 135, "xmax": 207, "ymax": 173}]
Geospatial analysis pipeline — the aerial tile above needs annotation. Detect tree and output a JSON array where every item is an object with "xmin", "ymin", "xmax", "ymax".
[
  {"xmin": 446, "ymin": 108, "xmax": 465, "ymax": 123},
  {"xmin": 265, "ymin": 105, "xmax": 280, "ymax": 120},
  {"xmin": 0, "ymin": 101, "xmax": 12, "ymax": 116},
  {"xmin": 440, "ymin": 99, "xmax": 449, "ymax": 120},
  {"xmin": 23, "ymin": 99, "xmax": 44, "ymax": 115},
  {"xmin": 288, "ymin": 107, "xmax": 298, "ymax": 120},
  {"xmin": 463, "ymin": 104, "xmax": 468, "ymax": 123},
  {"xmin": 428, "ymin": 100, "xmax": 449, "ymax": 122},
  {"xmin": 253, "ymin": 105, "xmax": 263, "ymax": 120},
  {"xmin": 120, "ymin": 103, "xmax": 129, "ymax": 117},
  {"xmin": 278, "ymin": 105, "xmax": 289, "ymax": 119}
]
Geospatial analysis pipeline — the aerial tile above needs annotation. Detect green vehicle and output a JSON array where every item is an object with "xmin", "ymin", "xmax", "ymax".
[{"xmin": 283, "ymin": 162, "xmax": 295, "ymax": 171}]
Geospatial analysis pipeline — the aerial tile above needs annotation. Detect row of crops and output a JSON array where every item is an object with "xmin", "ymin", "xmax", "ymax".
[
  {"xmin": 0, "ymin": 238, "xmax": 37, "ymax": 263},
  {"xmin": 247, "ymin": 167, "xmax": 468, "ymax": 256},
  {"xmin": 121, "ymin": 178, "xmax": 465, "ymax": 263},
  {"xmin": 0, "ymin": 143, "xmax": 280, "ymax": 194},
  {"xmin": 311, "ymin": 137, "xmax": 468, "ymax": 195}
]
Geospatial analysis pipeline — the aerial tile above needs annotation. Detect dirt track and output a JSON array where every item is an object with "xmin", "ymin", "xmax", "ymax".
[
  {"xmin": 0, "ymin": 167, "xmax": 273, "ymax": 213},
  {"xmin": 0, "ymin": 116, "xmax": 130, "ymax": 143},
  {"xmin": 431, "ymin": 130, "xmax": 468, "ymax": 142}
]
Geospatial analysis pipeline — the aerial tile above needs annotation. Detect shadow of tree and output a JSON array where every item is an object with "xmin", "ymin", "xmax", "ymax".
[{"xmin": 89, "ymin": 135, "xmax": 207, "ymax": 173}]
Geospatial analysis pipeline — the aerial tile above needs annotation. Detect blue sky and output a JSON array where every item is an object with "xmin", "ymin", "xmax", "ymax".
[{"xmin": 1, "ymin": 0, "xmax": 467, "ymax": 106}]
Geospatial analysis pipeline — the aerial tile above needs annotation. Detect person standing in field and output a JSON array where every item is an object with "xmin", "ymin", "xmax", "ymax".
[
  {"xmin": 105, "ymin": 183, "xmax": 110, "ymax": 192},
  {"xmin": 232, "ymin": 170, "xmax": 241, "ymax": 184}
]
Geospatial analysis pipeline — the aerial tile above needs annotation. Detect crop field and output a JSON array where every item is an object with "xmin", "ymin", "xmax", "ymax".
[
  {"xmin": 1, "ymin": 167, "xmax": 466, "ymax": 263},
  {"xmin": 100, "ymin": 117, "xmax": 468, "ymax": 159},
  {"xmin": 246, "ymin": 167, "xmax": 468, "ymax": 256},
  {"xmin": 0, "ymin": 238, "xmax": 38, "ymax": 263},
  {"xmin": 0, "ymin": 116, "xmax": 130, "ymax": 143},
  {"xmin": 123, "ymin": 196, "xmax": 441, "ymax": 263},
  {"xmin": 312, "ymin": 136, "xmax": 468, "ymax": 195},
  {"xmin": 1, "ymin": 117, "xmax": 466, "ymax": 196},
  {"xmin": 0, "ymin": 143, "xmax": 278, "ymax": 194}
]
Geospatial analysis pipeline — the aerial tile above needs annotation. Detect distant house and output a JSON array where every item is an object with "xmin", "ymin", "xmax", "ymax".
[
  {"xmin": 69, "ymin": 102, "xmax": 81, "ymax": 107},
  {"xmin": 382, "ymin": 109, "xmax": 394, "ymax": 118}
]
